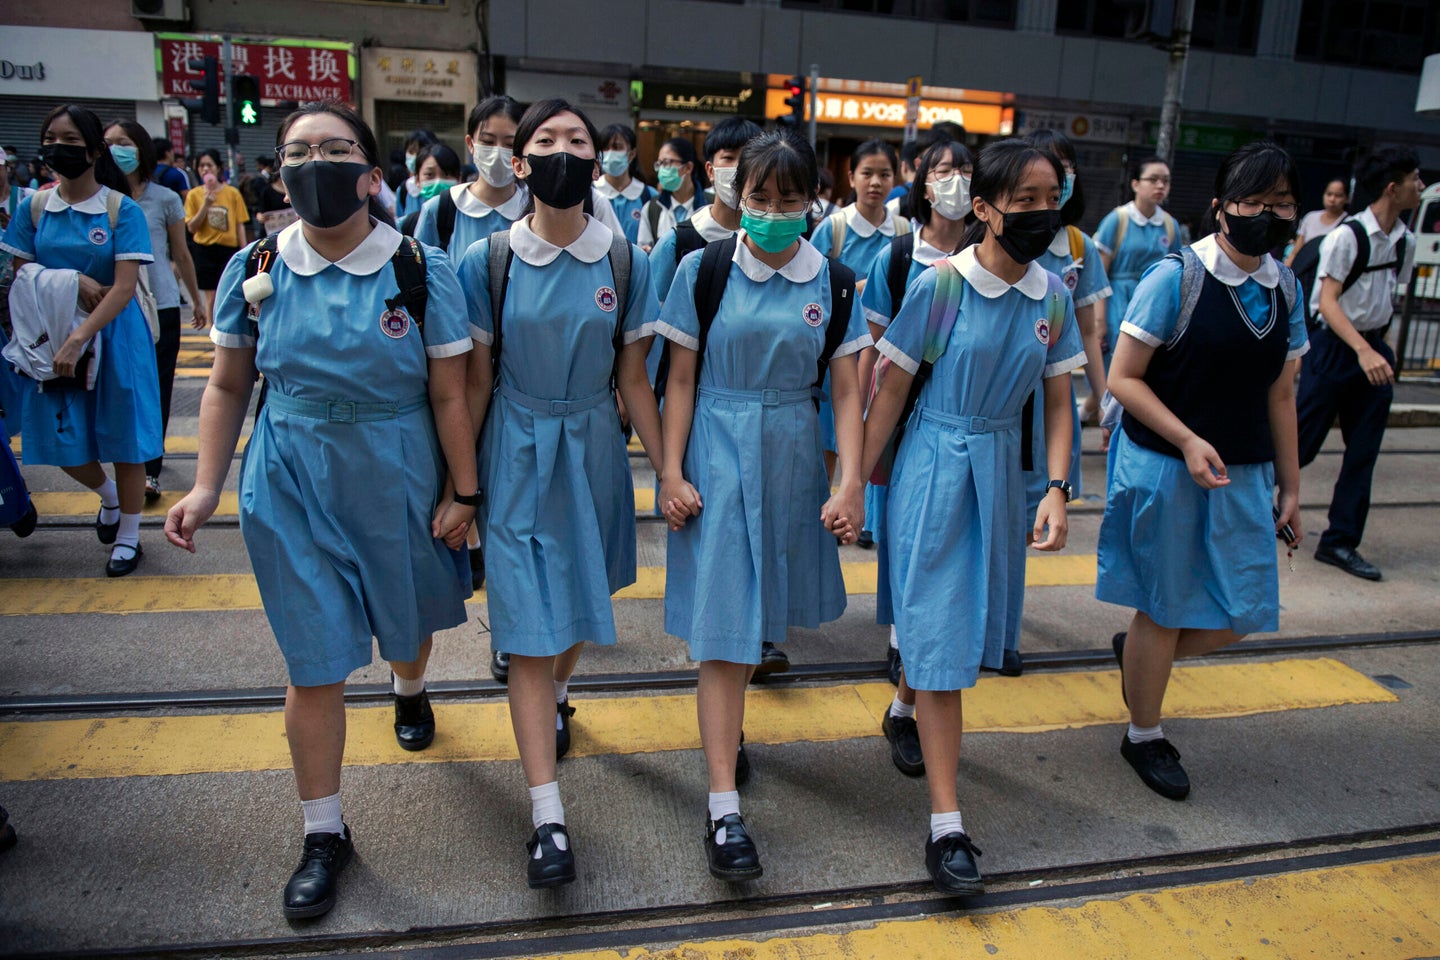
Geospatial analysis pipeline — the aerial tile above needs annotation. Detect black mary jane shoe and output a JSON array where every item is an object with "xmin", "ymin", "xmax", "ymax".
[
  {"xmin": 105, "ymin": 543, "xmax": 143, "ymax": 578},
  {"xmin": 735, "ymin": 732, "xmax": 751, "ymax": 788},
  {"xmin": 526, "ymin": 822, "xmax": 577, "ymax": 888},
  {"xmin": 705, "ymin": 813, "xmax": 762, "ymax": 882},
  {"xmin": 555, "ymin": 699, "xmax": 576, "ymax": 760},
  {"xmin": 887, "ymin": 646, "xmax": 903, "ymax": 687},
  {"xmin": 490, "ymin": 648, "xmax": 510, "ymax": 684},
  {"xmin": 925, "ymin": 831, "xmax": 984, "ymax": 896},
  {"xmin": 998, "ymin": 648, "xmax": 1024, "ymax": 677},
  {"xmin": 282, "ymin": 826, "xmax": 354, "ymax": 920},
  {"xmin": 752, "ymin": 641, "xmax": 790, "ymax": 677},
  {"xmin": 393, "ymin": 686, "xmax": 435, "ymax": 751},
  {"xmin": 10, "ymin": 501, "xmax": 37, "ymax": 538},
  {"xmin": 95, "ymin": 507, "xmax": 120, "ymax": 545},
  {"xmin": 882, "ymin": 711, "xmax": 925, "ymax": 777}
]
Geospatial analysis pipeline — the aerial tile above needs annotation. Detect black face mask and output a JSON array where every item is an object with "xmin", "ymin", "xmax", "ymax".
[
  {"xmin": 989, "ymin": 208, "xmax": 1062, "ymax": 265},
  {"xmin": 40, "ymin": 143, "xmax": 93, "ymax": 180},
  {"xmin": 523, "ymin": 151, "xmax": 596, "ymax": 210},
  {"xmin": 1221, "ymin": 209, "xmax": 1294, "ymax": 258},
  {"xmin": 280, "ymin": 161, "xmax": 370, "ymax": 229}
]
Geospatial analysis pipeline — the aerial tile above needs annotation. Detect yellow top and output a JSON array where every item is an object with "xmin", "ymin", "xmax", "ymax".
[{"xmin": 184, "ymin": 184, "xmax": 248, "ymax": 247}]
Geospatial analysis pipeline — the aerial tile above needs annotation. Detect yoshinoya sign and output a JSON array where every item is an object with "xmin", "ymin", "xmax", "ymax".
[
  {"xmin": 158, "ymin": 35, "xmax": 355, "ymax": 104},
  {"xmin": 1016, "ymin": 109, "xmax": 1131, "ymax": 144},
  {"xmin": 639, "ymin": 81, "xmax": 763, "ymax": 117}
]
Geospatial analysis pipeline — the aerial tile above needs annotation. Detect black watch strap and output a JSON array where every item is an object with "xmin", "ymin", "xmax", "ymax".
[
  {"xmin": 1046, "ymin": 479, "xmax": 1072, "ymax": 502},
  {"xmin": 452, "ymin": 490, "xmax": 481, "ymax": 507}
]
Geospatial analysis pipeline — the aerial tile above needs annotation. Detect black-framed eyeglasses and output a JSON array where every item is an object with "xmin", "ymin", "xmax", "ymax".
[
  {"xmin": 275, "ymin": 138, "xmax": 360, "ymax": 167},
  {"xmin": 1228, "ymin": 199, "xmax": 1299, "ymax": 221}
]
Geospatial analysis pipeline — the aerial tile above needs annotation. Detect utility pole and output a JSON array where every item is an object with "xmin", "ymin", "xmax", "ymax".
[
  {"xmin": 221, "ymin": 35, "xmax": 237, "ymax": 180},
  {"xmin": 807, "ymin": 63, "xmax": 819, "ymax": 147},
  {"xmin": 1154, "ymin": 0, "xmax": 1195, "ymax": 166}
]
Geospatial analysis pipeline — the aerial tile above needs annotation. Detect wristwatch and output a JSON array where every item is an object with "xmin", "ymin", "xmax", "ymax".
[
  {"xmin": 1045, "ymin": 479, "xmax": 1073, "ymax": 502},
  {"xmin": 452, "ymin": 490, "xmax": 482, "ymax": 507}
]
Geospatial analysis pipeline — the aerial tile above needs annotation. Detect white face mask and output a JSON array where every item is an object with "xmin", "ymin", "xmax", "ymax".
[
  {"xmin": 473, "ymin": 144, "xmax": 515, "ymax": 188},
  {"xmin": 710, "ymin": 165, "xmax": 739, "ymax": 209},
  {"xmin": 928, "ymin": 173, "xmax": 972, "ymax": 221}
]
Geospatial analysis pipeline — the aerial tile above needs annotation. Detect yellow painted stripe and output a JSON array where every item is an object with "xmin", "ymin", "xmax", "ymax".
[
  {"xmin": 0, "ymin": 658, "xmax": 1395, "ymax": 781},
  {"xmin": 510, "ymin": 856, "xmax": 1440, "ymax": 960},
  {"xmin": 174, "ymin": 348, "xmax": 213, "ymax": 365},
  {"xmin": 173, "ymin": 368, "xmax": 213, "ymax": 378},
  {"xmin": 9, "ymin": 435, "xmax": 250, "ymax": 456},
  {"xmin": 0, "ymin": 555, "xmax": 1097, "ymax": 615},
  {"xmin": 31, "ymin": 491, "xmax": 240, "ymax": 518}
]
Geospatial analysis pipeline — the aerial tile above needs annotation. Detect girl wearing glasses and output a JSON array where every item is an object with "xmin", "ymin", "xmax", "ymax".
[
  {"xmin": 657, "ymin": 129, "xmax": 866, "ymax": 882},
  {"xmin": 1094, "ymin": 157, "xmax": 1179, "ymax": 368},
  {"xmin": 1099, "ymin": 141, "xmax": 1307, "ymax": 803},
  {"xmin": 637, "ymin": 136, "xmax": 706, "ymax": 250},
  {"xmin": 595, "ymin": 123, "xmax": 653, "ymax": 245},
  {"xmin": 861, "ymin": 139, "xmax": 1084, "ymax": 896},
  {"xmin": 166, "ymin": 102, "xmax": 477, "ymax": 920}
]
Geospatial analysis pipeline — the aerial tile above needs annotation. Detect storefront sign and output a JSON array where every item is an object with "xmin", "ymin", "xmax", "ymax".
[
  {"xmin": 158, "ymin": 35, "xmax": 355, "ymax": 104},
  {"xmin": 362, "ymin": 47, "xmax": 476, "ymax": 104},
  {"xmin": 168, "ymin": 116, "xmax": 186, "ymax": 156},
  {"xmin": 1016, "ymin": 109, "xmax": 1131, "ymax": 144},
  {"xmin": 504, "ymin": 71, "xmax": 629, "ymax": 120},
  {"xmin": 0, "ymin": 26, "xmax": 158, "ymax": 101},
  {"xmin": 641, "ymin": 81, "xmax": 763, "ymax": 117},
  {"xmin": 1144, "ymin": 121, "xmax": 1259, "ymax": 153},
  {"xmin": 765, "ymin": 89, "xmax": 1010, "ymax": 135}
]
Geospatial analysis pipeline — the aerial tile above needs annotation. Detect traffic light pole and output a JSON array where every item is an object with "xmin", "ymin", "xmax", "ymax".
[
  {"xmin": 221, "ymin": 35, "xmax": 237, "ymax": 179},
  {"xmin": 1153, "ymin": 0, "xmax": 1194, "ymax": 167},
  {"xmin": 807, "ymin": 63, "xmax": 819, "ymax": 147}
]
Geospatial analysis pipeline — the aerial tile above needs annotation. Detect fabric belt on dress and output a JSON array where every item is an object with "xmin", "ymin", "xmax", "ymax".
[
  {"xmin": 496, "ymin": 381, "xmax": 612, "ymax": 416},
  {"xmin": 917, "ymin": 408, "xmax": 1020, "ymax": 434},
  {"xmin": 697, "ymin": 386, "xmax": 814, "ymax": 407},
  {"xmin": 264, "ymin": 393, "xmax": 429, "ymax": 422}
]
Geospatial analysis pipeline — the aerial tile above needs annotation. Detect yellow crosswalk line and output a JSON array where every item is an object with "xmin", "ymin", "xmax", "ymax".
[
  {"xmin": 11, "ymin": 435, "xmax": 249, "ymax": 457},
  {"xmin": 0, "ymin": 555, "xmax": 1097, "ymax": 615},
  {"xmin": 174, "ymin": 348, "xmax": 212, "ymax": 365},
  {"xmin": 0, "ymin": 658, "xmax": 1394, "ymax": 782}
]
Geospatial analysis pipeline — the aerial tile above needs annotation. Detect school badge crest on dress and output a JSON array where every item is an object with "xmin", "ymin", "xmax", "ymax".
[
  {"xmin": 88, "ymin": 227, "xmax": 109, "ymax": 245},
  {"xmin": 1034, "ymin": 316, "xmax": 1050, "ymax": 345},
  {"xmin": 380, "ymin": 308, "xmax": 410, "ymax": 339},
  {"xmin": 595, "ymin": 286, "xmax": 618, "ymax": 312},
  {"xmin": 1062, "ymin": 269, "xmax": 1079, "ymax": 291},
  {"xmin": 802, "ymin": 302, "xmax": 823, "ymax": 327}
]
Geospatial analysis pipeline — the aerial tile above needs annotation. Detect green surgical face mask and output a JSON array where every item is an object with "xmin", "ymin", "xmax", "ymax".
[
  {"xmin": 740, "ymin": 210, "xmax": 806, "ymax": 254},
  {"xmin": 657, "ymin": 165, "xmax": 683, "ymax": 192},
  {"xmin": 420, "ymin": 178, "xmax": 457, "ymax": 200}
]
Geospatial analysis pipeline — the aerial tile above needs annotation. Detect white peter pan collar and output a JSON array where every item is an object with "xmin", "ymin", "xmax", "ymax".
[
  {"xmin": 510, "ymin": 213, "xmax": 611, "ymax": 266},
  {"xmin": 453, "ymin": 181, "xmax": 528, "ymax": 220},
  {"xmin": 1193, "ymin": 233, "xmax": 1279, "ymax": 289},
  {"xmin": 733, "ymin": 232, "xmax": 824, "ymax": 283},
  {"xmin": 688, "ymin": 206, "xmax": 735, "ymax": 243},
  {"xmin": 1046, "ymin": 229, "xmax": 1070, "ymax": 256},
  {"xmin": 277, "ymin": 218, "xmax": 402, "ymax": 277},
  {"xmin": 840, "ymin": 203, "xmax": 896, "ymax": 239},
  {"xmin": 44, "ymin": 184, "xmax": 110, "ymax": 214},
  {"xmin": 595, "ymin": 178, "xmax": 646, "ymax": 202},
  {"xmin": 1124, "ymin": 200, "xmax": 1168, "ymax": 227},
  {"xmin": 913, "ymin": 231, "xmax": 952, "ymax": 267},
  {"xmin": 951, "ymin": 245, "xmax": 1049, "ymax": 300}
]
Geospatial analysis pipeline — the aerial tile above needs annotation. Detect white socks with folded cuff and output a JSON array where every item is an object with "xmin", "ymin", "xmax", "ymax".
[
  {"xmin": 889, "ymin": 624, "xmax": 899, "ymax": 651},
  {"xmin": 301, "ymin": 792, "xmax": 343, "ymax": 837},
  {"xmin": 889, "ymin": 694, "xmax": 915, "ymax": 720},
  {"xmin": 1127, "ymin": 723, "xmax": 1164, "ymax": 743},
  {"xmin": 393, "ymin": 673, "xmax": 425, "ymax": 698},
  {"xmin": 930, "ymin": 810, "xmax": 965, "ymax": 842}
]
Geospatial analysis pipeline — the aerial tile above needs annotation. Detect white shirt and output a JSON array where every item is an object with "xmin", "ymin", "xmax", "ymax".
[
  {"xmin": 950, "ymin": 244, "xmax": 1049, "ymax": 300},
  {"xmin": 277, "ymin": 218, "xmax": 402, "ymax": 276},
  {"xmin": 1123, "ymin": 200, "xmax": 1169, "ymax": 227},
  {"xmin": 1309, "ymin": 207, "xmax": 1414, "ymax": 331},
  {"xmin": 1296, "ymin": 209, "xmax": 1344, "ymax": 242},
  {"xmin": 637, "ymin": 191, "xmax": 704, "ymax": 248},
  {"xmin": 509, "ymin": 213, "xmax": 612, "ymax": 267},
  {"xmin": 733, "ymin": 231, "xmax": 824, "ymax": 283}
]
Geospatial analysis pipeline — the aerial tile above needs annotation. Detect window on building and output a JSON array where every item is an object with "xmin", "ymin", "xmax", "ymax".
[
  {"xmin": 1296, "ymin": 0, "xmax": 1440, "ymax": 74},
  {"xmin": 1057, "ymin": 0, "xmax": 1260, "ymax": 54},
  {"xmin": 779, "ymin": 0, "xmax": 1015, "ymax": 29}
]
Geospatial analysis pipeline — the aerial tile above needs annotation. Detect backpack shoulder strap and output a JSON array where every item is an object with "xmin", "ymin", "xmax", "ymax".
[
  {"xmin": 28, "ymin": 190, "xmax": 44, "ymax": 228},
  {"xmin": 1163, "ymin": 213, "xmax": 1177, "ymax": 248},
  {"xmin": 245, "ymin": 234, "xmax": 280, "ymax": 278},
  {"xmin": 105, "ymin": 188, "xmax": 123, "ymax": 229},
  {"xmin": 386, "ymin": 236, "xmax": 428, "ymax": 333},
  {"xmin": 692, "ymin": 235, "xmax": 738, "ymax": 382},
  {"xmin": 1043, "ymin": 270, "xmax": 1067, "ymax": 345},
  {"xmin": 673, "ymin": 220, "xmax": 705, "ymax": 263},
  {"xmin": 606, "ymin": 233, "xmax": 632, "ymax": 386},
  {"xmin": 1066, "ymin": 224, "xmax": 1085, "ymax": 264},
  {"xmin": 1275, "ymin": 261, "xmax": 1297, "ymax": 318},
  {"xmin": 828, "ymin": 211, "xmax": 846, "ymax": 260},
  {"xmin": 646, "ymin": 200, "xmax": 662, "ymax": 241},
  {"xmin": 488, "ymin": 230, "xmax": 514, "ymax": 380},
  {"xmin": 886, "ymin": 232, "xmax": 916, "ymax": 319},
  {"xmin": 1169, "ymin": 248, "xmax": 1203, "ymax": 347},
  {"xmin": 1112, "ymin": 205, "xmax": 1129, "ymax": 254},
  {"xmin": 436, "ymin": 187, "xmax": 458, "ymax": 251},
  {"xmin": 819, "ymin": 258, "xmax": 857, "ymax": 383},
  {"xmin": 1339, "ymin": 219, "xmax": 1371, "ymax": 294}
]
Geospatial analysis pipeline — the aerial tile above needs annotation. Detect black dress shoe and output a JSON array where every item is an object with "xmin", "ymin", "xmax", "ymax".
[
  {"xmin": 882, "ymin": 711, "xmax": 925, "ymax": 776},
  {"xmin": 526, "ymin": 823, "xmax": 576, "ymax": 888},
  {"xmin": 735, "ymin": 732, "xmax": 751, "ymax": 788},
  {"xmin": 856, "ymin": 530, "xmax": 875, "ymax": 549},
  {"xmin": 11, "ymin": 501, "xmax": 36, "ymax": 538},
  {"xmin": 1120, "ymin": 735, "xmax": 1190, "ymax": 800},
  {"xmin": 925, "ymin": 831, "xmax": 984, "ymax": 895},
  {"xmin": 282, "ymin": 827, "xmax": 354, "ymax": 919},
  {"xmin": 753, "ymin": 641, "xmax": 790, "ymax": 677},
  {"xmin": 469, "ymin": 545, "xmax": 486, "ymax": 590},
  {"xmin": 999, "ymin": 648, "xmax": 1023, "ymax": 677},
  {"xmin": 393, "ymin": 687, "xmax": 435, "ymax": 751},
  {"xmin": 555, "ymin": 699, "xmax": 576, "ymax": 760},
  {"xmin": 1112, "ymin": 632, "xmax": 1128, "ymax": 707},
  {"xmin": 1315, "ymin": 544, "xmax": 1382, "ymax": 581},
  {"xmin": 95, "ymin": 507, "xmax": 119, "ymax": 545},
  {"xmin": 490, "ymin": 648, "xmax": 510, "ymax": 683},
  {"xmin": 887, "ymin": 646, "xmax": 903, "ymax": 686},
  {"xmin": 105, "ymin": 543, "xmax": 142, "ymax": 578},
  {"xmin": 705, "ymin": 813, "xmax": 762, "ymax": 881}
]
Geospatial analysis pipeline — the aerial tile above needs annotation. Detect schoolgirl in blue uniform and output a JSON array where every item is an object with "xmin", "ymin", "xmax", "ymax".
[
  {"xmin": 857, "ymin": 135, "xmax": 972, "ymax": 773},
  {"xmin": 1098, "ymin": 141, "xmax": 1307, "ymax": 802},
  {"xmin": 637, "ymin": 136, "xmax": 706, "ymax": 250},
  {"xmin": 656, "ymin": 129, "xmax": 866, "ymax": 882},
  {"xmin": 456, "ymin": 99, "xmax": 664, "ymax": 890},
  {"xmin": 414, "ymin": 96, "xmax": 528, "ymax": 258},
  {"xmin": 596, "ymin": 123, "xmax": 653, "ymax": 245},
  {"xmin": 0, "ymin": 103, "xmax": 160, "ymax": 577},
  {"xmin": 165, "ymin": 102, "xmax": 477, "ymax": 920},
  {"xmin": 393, "ymin": 128, "xmax": 437, "ymax": 221},
  {"xmin": 1093, "ymin": 156, "xmax": 1179, "ymax": 366},
  {"xmin": 861, "ymin": 140, "xmax": 1085, "ymax": 896}
]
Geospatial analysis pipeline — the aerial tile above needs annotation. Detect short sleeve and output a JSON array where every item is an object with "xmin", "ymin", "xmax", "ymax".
[
  {"xmin": 416, "ymin": 244, "xmax": 473, "ymax": 359},
  {"xmin": 621, "ymin": 242, "xmax": 660, "ymax": 343},
  {"xmin": 210, "ymin": 240, "xmax": 258, "ymax": 348},
  {"xmin": 1286, "ymin": 276, "xmax": 1309, "ymax": 361},
  {"xmin": 1072, "ymin": 233, "xmax": 1112, "ymax": 307},
  {"xmin": 1093, "ymin": 209, "xmax": 1119, "ymax": 256},
  {"xmin": 876, "ymin": 268, "xmax": 939, "ymax": 376},
  {"xmin": 113, "ymin": 196, "xmax": 154, "ymax": 263},
  {"xmin": 0, "ymin": 196, "xmax": 38, "ymax": 259},
  {"xmin": 859, "ymin": 244, "xmax": 894, "ymax": 327},
  {"xmin": 1044, "ymin": 288, "xmax": 1086, "ymax": 379},
  {"xmin": 1314, "ymin": 224, "xmax": 1356, "ymax": 283},
  {"xmin": 163, "ymin": 189, "xmax": 185, "ymax": 227},
  {"xmin": 456, "ymin": 235, "xmax": 495, "ymax": 345},
  {"xmin": 654, "ymin": 248, "xmax": 701, "ymax": 351},
  {"xmin": 413, "ymin": 196, "xmax": 441, "ymax": 248},
  {"xmin": 183, "ymin": 188, "xmax": 202, "ymax": 219},
  {"xmin": 1118, "ymin": 256, "xmax": 1183, "ymax": 347},
  {"xmin": 636, "ymin": 202, "xmax": 657, "ymax": 248},
  {"xmin": 648, "ymin": 231, "xmax": 680, "ymax": 307},
  {"xmin": 830, "ymin": 259, "xmax": 872, "ymax": 359},
  {"xmin": 592, "ymin": 191, "xmax": 624, "ymax": 238},
  {"xmin": 810, "ymin": 217, "xmax": 835, "ymax": 262}
]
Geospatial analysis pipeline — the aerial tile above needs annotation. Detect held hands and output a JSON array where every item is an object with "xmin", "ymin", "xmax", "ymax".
[
  {"xmin": 1031, "ymin": 491, "xmax": 1068, "ymax": 551},
  {"xmin": 660, "ymin": 475, "xmax": 702, "ymax": 531},
  {"xmin": 431, "ymin": 498, "xmax": 475, "ymax": 550},
  {"xmin": 1356, "ymin": 345, "xmax": 1394, "ymax": 387},
  {"xmin": 821, "ymin": 485, "xmax": 863, "ymax": 545},
  {"xmin": 1182, "ymin": 435, "xmax": 1230, "ymax": 489},
  {"xmin": 164, "ymin": 488, "xmax": 221, "ymax": 553}
]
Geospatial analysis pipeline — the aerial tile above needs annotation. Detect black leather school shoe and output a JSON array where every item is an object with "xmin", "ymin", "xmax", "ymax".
[
  {"xmin": 526, "ymin": 822, "xmax": 577, "ymax": 888},
  {"xmin": 10, "ymin": 501, "xmax": 37, "ymax": 538},
  {"xmin": 1120, "ymin": 735, "xmax": 1191, "ymax": 801},
  {"xmin": 95, "ymin": 507, "xmax": 119, "ymax": 545},
  {"xmin": 882, "ymin": 712, "xmax": 925, "ymax": 777},
  {"xmin": 490, "ymin": 649, "xmax": 510, "ymax": 683},
  {"xmin": 555, "ymin": 699, "xmax": 576, "ymax": 760},
  {"xmin": 393, "ymin": 687, "xmax": 435, "ymax": 751},
  {"xmin": 735, "ymin": 732, "xmax": 751, "ymax": 788},
  {"xmin": 999, "ymin": 648, "xmax": 1024, "ymax": 677},
  {"xmin": 705, "ymin": 813, "xmax": 762, "ymax": 881},
  {"xmin": 282, "ymin": 826, "xmax": 353, "ymax": 920},
  {"xmin": 753, "ymin": 641, "xmax": 790, "ymax": 676},
  {"xmin": 925, "ymin": 831, "xmax": 984, "ymax": 896},
  {"xmin": 887, "ymin": 646, "xmax": 903, "ymax": 686},
  {"xmin": 105, "ymin": 543, "xmax": 142, "ymax": 578}
]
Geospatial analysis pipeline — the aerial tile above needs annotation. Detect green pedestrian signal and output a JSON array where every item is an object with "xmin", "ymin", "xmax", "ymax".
[
  {"xmin": 240, "ymin": 100, "xmax": 259, "ymax": 125},
  {"xmin": 231, "ymin": 75, "xmax": 261, "ymax": 128}
]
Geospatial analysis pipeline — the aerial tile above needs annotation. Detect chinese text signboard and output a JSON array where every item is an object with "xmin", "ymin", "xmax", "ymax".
[
  {"xmin": 1016, "ymin": 109, "xmax": 1131, "ymax": 144},
  {"xmin": 765, "ymin": 89, "xmax": 1009, "ymax": 136},
  {"xmin": 158, "ymin": 36, "xmax": 354, "ymax": 104},
  {"xmin": 362, "ymin": 48, "xmax": 477, "ymax": 105}
]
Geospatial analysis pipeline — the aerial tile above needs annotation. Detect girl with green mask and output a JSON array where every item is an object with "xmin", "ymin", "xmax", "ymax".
[{"xmin": 636, "ymin": 136, "xmax": 705, "ymax": 251}]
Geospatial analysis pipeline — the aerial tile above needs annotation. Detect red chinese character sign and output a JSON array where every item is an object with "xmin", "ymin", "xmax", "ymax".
[{"xmin": 158, "ymin": 35, "xmax": 354, "ymax": 104}]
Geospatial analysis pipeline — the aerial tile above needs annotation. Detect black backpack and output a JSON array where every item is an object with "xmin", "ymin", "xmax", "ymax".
[
  {"xmin": 1291, "ymin": 218, "xmax": 1407, "ymax": 326},
  {"xmin": 885, "ymin": 232, "xmax": 917, "ymax": 320},
  {"xmin": 650, "ymin": 221, "xmax": 718, "ymax": 402}
]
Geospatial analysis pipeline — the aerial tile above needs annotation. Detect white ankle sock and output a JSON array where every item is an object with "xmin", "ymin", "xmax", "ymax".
[
  {"xmin": 93, "ymin": 478, "xmax": 119, "ymax": 523},
  {"xmin": 553, "ymin": 679, "xmax": 569, "ymax": 704},
  {"xmin": 115, "ymin": 512, "xmax": 142, "ymax": 549},
  {"xmin": 301, "ymin": 792, "xmax": 343, "ymax": 836},
  {"xmin": 930, "ymin": 810, "xmax": 965, "ymax": 841},
  {"xmin": 1128, "ymin": 722, "xmax": 1164, "ymax": 743},
  {"xmin": 889, "ymin": 694, "xmax": 915, "ymax": 720},
  {"xmin": 889, "ymin": 624, "xmax": 899, "ymax": 650},
  {"xmin": 708, "ymin": 790, "xmax": 741, "ymax": 843},
  {"xmin": 529, "ymin": 780, "xmax": 565, "ymax": 829},
  {"xmin": 393, "ymin": 673, "xmax": 425, "ymax": 697}
]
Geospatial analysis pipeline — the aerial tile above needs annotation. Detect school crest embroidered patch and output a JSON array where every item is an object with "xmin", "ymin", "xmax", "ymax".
[
  {"xmin": 595, "ymin": 286, "xmax": 618, "ymax": 312},
  {"xmin": 802, "ymin": 302, "xmax": 824, "ymax": 327},
  {"xmin": 88, "ymin": 227, "xmax": 109, "ymax": 245},
  {"xmin": 1035, "ymin": 316, "xmax": 1050, "ymax": 345},
  {"xmin": 1062, "ymin": 269, "xmax": 1079, "ymax": 291},
  {"xmin": 380, "ymin": 308, "xmax": 410, "ymax": 339},
  {"xmin": 631, "ymin": 209, "xmax": 642, "ymax": 221},
  {"xmin": 1159, "ymin": 232, "xmax": 1172, "ymax": 248}
]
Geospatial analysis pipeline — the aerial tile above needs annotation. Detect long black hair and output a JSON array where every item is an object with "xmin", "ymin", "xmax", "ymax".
[
  {"xmin": 278, "ymin": 100, "xmax": 395, "ymax": 227},
  {"xmin": 960, "ymin": 139, "xmax": 1064, "ymax": 249},
  {"xmin": 910, "ymin": 137, "xmax": 972, "ymax": 226},
  {"xmin": 105, "ymin": 118, "xmax": 157, "ymax": 188},
  {"xmin": 658, "ymin": 136, "xmax": 707, "ymax": 200},
  {"xmin": 734, "ymin": 128, "xmax": 818, "ymax": 202},
  {"xmin": 1200, "ymin": 140, "xmax": 1300, "ymax": 237},
  {"xmin": 1026, "ymin": 128, "xmax": 1085, "ymax": 226},
  {"xmin": 41, "ymin": 103, "xmax": 130, "ymax": 195}
]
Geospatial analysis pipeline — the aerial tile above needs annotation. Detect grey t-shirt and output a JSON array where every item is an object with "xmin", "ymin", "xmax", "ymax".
[{"xmin": 134, "ymin": 181, "xmax": 185, "ymax": 309}]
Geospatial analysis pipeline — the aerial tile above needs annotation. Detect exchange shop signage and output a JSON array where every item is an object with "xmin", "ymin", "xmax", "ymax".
[
  {"xmin": 639, "ymin": 80, "xmax": 764, "ymax": 118},
  {"xmin": 158, "ymin": 35, "xmax": 355, "ymax": 104}
]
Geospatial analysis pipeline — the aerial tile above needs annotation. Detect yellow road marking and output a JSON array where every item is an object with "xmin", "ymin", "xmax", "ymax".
[
  {"xmin": 0, "ymin": 555, "xmax": 1097, "ymax": 615},
  {"xmin": 173, "ymin": 368, "xmax": 212, "ymax": 378},
  {"xmin": 514, "ymin": 855, "xmax": 1440, "ymax": 960},
  {"xmin": 10, "ymin": 435, "xmax": 249, "ymax": 457},
  {"xmin": 0, "ymin": 658, "xmax": 1394, "ymax": 781},
  {"xmin": 174, "ymin": 348, "xmax": 212, "ymax": 365},
  {"xmin": 31, "ymin": 491, "xmax": 240, "ymax": 518}
]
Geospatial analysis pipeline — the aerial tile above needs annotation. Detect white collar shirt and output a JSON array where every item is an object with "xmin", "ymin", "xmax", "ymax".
[
  {"xmin": 1310, "ymin": 206, "xmax": 1414, "ymax": 331},
  {"xmin": 951, "ymin": 245, "xmax": 1049, "ymax": 300},
  {"xmin": 278, "ymin": 218, "xmax": 401, "ymax": 276},
  {"xmin": 509, "ymin": 213, "xmax": 611, "ymax": 267},
  {"xmin": 733, "ymin": 232, "xmax": 824, "ymax": 283}
]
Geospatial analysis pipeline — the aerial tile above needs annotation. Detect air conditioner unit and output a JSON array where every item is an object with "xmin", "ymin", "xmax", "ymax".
[{"xmin": 132, "ymin": 0, "xmax": 188, "ymax": 21}]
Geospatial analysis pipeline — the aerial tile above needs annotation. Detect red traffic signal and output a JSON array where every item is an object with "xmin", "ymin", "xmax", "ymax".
[{"xmin": 781, "ymin": 75, "xmax": 806, "ymax": 128}]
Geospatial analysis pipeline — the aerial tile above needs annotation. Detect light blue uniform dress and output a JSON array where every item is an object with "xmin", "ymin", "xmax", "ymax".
[
  {"xmin": 596, "ymin": 178, "xmax": 653, "ymax": 246},
  {"xmin": 459, "ymin": 215, "xmax": 658, "ymax": 656},
  {"xmin": 1096, "ymin": 236, "xmax": 1308, "ymax": 635},
  {"xmin": 1094, "ymin": 201, "xmax": 1176, "ymax": 361},
  {"xmin": 858, "ymin": 231, "xmax": 949, "ymax": 626},
  {"xmin": 657, "ymin": 235, "xmax": 869, "ymax": 663},
  {"xmin": 810, "ymin": 205, "xmax": 902, "ymax": 454},
  {"xmin": 0, "ymin": 186, "xmax": 160, "ymax": 466},
  {"xmin": 878, "ymin": 247, "xmax": 1084, "ymax": 691},
  {"xmin": 414, "ymin": 182, "xmax": 528, "ymax": 259},
  {"xmin": 211, "ymin": 220, "xmax": 474, "ymax": 686}
]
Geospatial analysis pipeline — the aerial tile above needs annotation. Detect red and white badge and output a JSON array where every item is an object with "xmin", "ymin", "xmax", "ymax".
[
  {"xmin": 88, "ymin": 227, "xmax": 109, "ymax": 245},
  {"xmin": 631, "ymin": 209, "xmax": 642, "ymax": 221},
  {"xmin": 1034, "ymin": 316, "xmax": 1050, "ymax": 345},
  {"xmin": 802, "ymin": 302, "xmax": 824, "ymax": 327},
  {"xmin": 1062, "ymin": 269, "xmax": 1080, "ymax": 291},
  {"xmin": 380, "ymin": 307, "xmax": 411, "ymax": 339},
  {"xmin": 1159, "ymin": 232, "xmax": 1172, "ymax": 248},
  {"xmin": 595, "ymin": 286, "xmax": 618, "ymax": 312}
]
